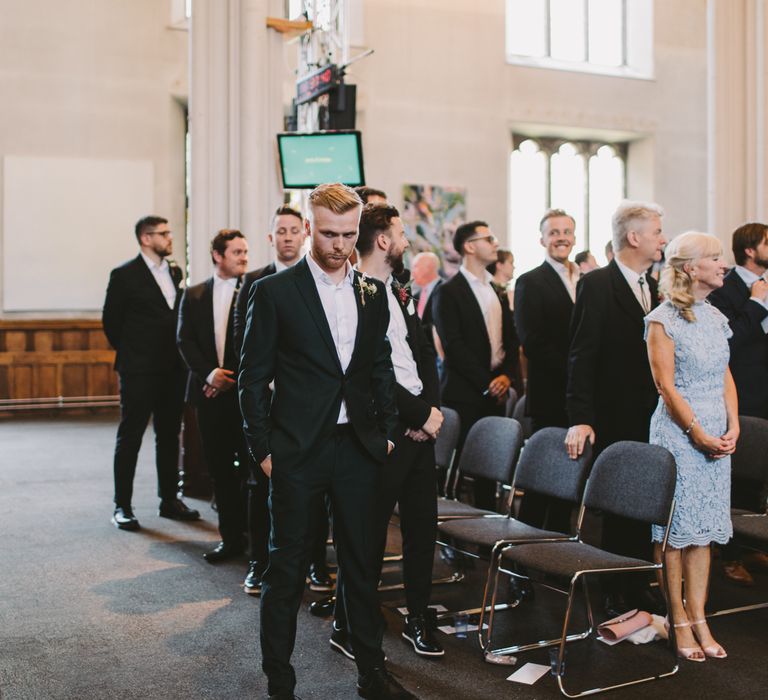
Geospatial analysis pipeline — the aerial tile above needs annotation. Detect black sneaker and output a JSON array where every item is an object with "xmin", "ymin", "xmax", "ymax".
[
  {"xmin": 357, "ymin": 667, "xmax": 418, "ymax": 699},
  {"xmin": 244, "ymin": 561, "xmax": 264, "ymax": 596},
  {"xmin": 307, "ymin": 563, "xmax": 334, "ymax": 591},
  {"xmin": 330, "ymin": 623, "xmax": 355, "ymax": 660},
  {"xmin": 112, "ymin": 505, "xmax": 140, "ymax": 531},
  {"xmin": 402, "ymin": 609, "xmax": 444, "ymax": 657}
]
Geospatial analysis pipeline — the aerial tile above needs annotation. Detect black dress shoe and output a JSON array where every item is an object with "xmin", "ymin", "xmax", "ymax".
[
  {"xmin": 507, "ymin": 576, "xmax": 535, "ymax": 605},
  {"xmin": 158, "ymin": 498, "xmax": 201, "ymax": 521},
  {"xmin": 309, "ymin": 594, "xmax": 336, "ymax": 617},
  {"xmin": 244, "ymin": 561, "xmax": 265, "ymax": 595},
  {"xmin": 357, "ymin": 667, "xmax": 418, "ymax": 699},
  {"xmin": 603, "ymin": 592, "xmax": 631, "ymax": 619},
  {"xmin": 112, "ymin": 506, "xmax": 140, "ymax": 531},
  {"xmin": 203, "ymin": 541, "xmax": 243, "ymax": 564},
  {"xmin": 402, "ymin": 609, "xmax": 444, "ymax": 657},
  {"xmin": 307, "ymin": 563, "xmax": 334, "ymax": 591},
  {"xmin": 330, "ymin": 623, "xmax": 356, "ymax": 660}
]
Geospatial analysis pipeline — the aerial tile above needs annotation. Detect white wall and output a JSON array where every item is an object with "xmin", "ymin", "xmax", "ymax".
[
  {"xmin": 349, "ymin": 0, "xmax": 708, "ymax": 258},
  {"xmin": 0, "ymin": 0, "xmax": 188, "ymax": 316}
]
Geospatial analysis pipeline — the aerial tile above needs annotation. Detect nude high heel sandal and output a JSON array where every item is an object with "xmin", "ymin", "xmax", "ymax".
[
  {"xmin": 672, "ymin": 620, "xmax": 706, "ymax": 662},
  {"xmin": 691, "ymin": 619, "xmax": 727, "ymax": 659}
]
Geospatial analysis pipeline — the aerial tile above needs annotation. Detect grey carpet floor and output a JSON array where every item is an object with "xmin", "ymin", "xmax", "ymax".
[{"xmin": 0, "ymin": 415, "xmax": 767, "ymax": 699}]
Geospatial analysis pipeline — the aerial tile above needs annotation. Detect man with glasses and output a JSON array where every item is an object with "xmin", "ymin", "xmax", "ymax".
[
  {"xmin": 103, "ymin": 216, "xmax": 200, "ymax": 531},
  {"xmin": 432, "ymin": 221, "xmax": 518, "ymax": 510}
]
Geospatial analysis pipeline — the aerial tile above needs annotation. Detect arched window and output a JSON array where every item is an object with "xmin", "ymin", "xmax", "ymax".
[{"xmin": 509, "ymin": 136, "xmax": 627, "ymax": 274}]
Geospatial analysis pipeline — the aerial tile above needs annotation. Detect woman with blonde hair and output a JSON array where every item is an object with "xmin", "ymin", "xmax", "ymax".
[{"xmin": 644, "ymin": 231, "xmax": 738, "ymax": 662}]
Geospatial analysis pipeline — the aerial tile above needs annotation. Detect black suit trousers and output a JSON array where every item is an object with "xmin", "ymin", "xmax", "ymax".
[
  {"xmin": 335, "ymin": 426, "xmax": 438, "ymax": 629},
  {"xmin": 113, "ymin": 371, "xmax": 185, "ymax": 506},
  {"xmin": 196, "ymin": 389, "xmax": 247, "ymax": 546},
  {"xmin": 261, "ymin": 427, "xmax": 384, "ymax": 695}
]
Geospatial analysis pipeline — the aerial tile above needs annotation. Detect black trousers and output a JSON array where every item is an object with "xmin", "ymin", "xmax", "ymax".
[
  {"xmin": 246, "ymin": 460, "xmax": 270, "ymax": 567},
  {"xmin": 335, "ymin": 425, "xmax": 438, "ymax": 628},
  {"xmin": 261, "ymin": 426, "xmax": 384, "ymax": 695},
  {"xmin": 113, "ymin": 371, "xmax": 185, "ymax": 507},
  {"xmin": 196, "ymin": 389, "xmax": 247, "ymax": 546},
  {"xmin": 517, "ymin": 417, "xmax": 573, "ymax": 533},
  {"xmin": 444, "ymin": 397, "xmax": 505, "ymax": 510}
]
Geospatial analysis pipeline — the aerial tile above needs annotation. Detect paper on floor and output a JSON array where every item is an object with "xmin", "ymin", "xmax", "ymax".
[{"xmin": 506, "ymin": 663, "xmax": 550, "ymax": 684}]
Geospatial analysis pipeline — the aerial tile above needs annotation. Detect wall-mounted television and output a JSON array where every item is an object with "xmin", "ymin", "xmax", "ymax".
[{"xmin": 277, "ymin": 130, "xmax": 365, "ymax": 190}]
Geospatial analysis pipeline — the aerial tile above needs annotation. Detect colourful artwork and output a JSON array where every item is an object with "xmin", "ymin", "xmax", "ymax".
[{"xmin": 402, "ymin": 184, "xmax": 466, "ymax": 277}]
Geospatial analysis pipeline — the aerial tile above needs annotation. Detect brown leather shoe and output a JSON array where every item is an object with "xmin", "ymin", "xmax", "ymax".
[
  {"xmin": 723, "ymin": 560, "xmax": 755, "ymax": 586},
  {"xmin": 743, "ymin": 551, "xmax": 768, "ymax": 573}
]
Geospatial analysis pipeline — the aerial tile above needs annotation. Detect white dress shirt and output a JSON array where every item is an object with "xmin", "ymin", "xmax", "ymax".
[
  {"xmin": 615, "ymin": 258, "xmax": 652, "ymax": 314},
  {"xmin": 140, "ymin": 251, "xmax": 176, "ymax": 309},
  {"xmin": 545, "ymin": 256, "xmax": 580, "ymax": 303},
  {"xmin": 209, "ymin": 274, "xmax": 239, "ymax": 382},
  {"xmin": 306, "ymin": 252, "xmax": 358, "ymax": 423},
  {"xmin": 274, "ymin": 259, "xmax": 289, "ymax": 273},
  {"xmin": 385, "ymin": 277, "xmax": 423, "ymax": 396},
  {"xmin": 459, "ymin": 265, "xmax": 506, "ymax": 370},
  {"xmin": 734, "ymin": 265, "xmax": 768, "ymax": 334}
]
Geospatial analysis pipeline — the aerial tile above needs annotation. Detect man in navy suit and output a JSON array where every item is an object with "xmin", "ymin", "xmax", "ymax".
[
  {"xmin": 709, "ymin": 222, "xmax": 768, "ymax": 584},
  {"xmin": 177, "ymin": 229, "xmax": 249, "ymax": 562},
  {"xmin": 102, "ymin": 216, "xmax": 200, "ymax": 531}
]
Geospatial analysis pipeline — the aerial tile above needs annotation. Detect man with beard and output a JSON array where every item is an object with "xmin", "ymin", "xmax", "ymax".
[
  {"xmin": 432, "ymin": 221, "xmax": 518, "ymax": 510},
  {"xmin": 177, "ymin": 230, "xmax": 250, "ymax": 562},
  {"xmin": 513, "ymin": 209, "xmax": 579, "ymax": 532},
  {"xmin": 565, "ymin": 200, "xmax": 667, "ymax": 617},
  {"xmin": 240, "ymin": 184, "xmax": 417, "ymax": 699},
  {"xmin": 709, "ymin": 222, "xmax": 768, "ymax": 585},
  {"xmin": 103, "ymin": 215, "xmax": 200, "ymax": 530},
  {"xmin": 329, "ymin": 204, "xmax": 444, "ymax": 660}
]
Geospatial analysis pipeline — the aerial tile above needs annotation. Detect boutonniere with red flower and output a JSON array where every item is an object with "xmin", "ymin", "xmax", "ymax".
[{"xmin": 392, "ymin": 279, "xmax": 416, "ymax": 315}]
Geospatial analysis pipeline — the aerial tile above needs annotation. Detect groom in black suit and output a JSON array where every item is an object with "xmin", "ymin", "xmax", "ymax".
[
  {"xmin": 103, "ymin": 216, "xmax": 200, "ymax": 531},
  {"xmin": 177, "ymin": 229, "xmax": 250, "ymax": 562},
  {"xmin": 565, "ymin": 201, "xmax": 666, "ymax": 616},
  {"xmin": 240, "ymin": 184, "xmax": 417, "ymax": 700}
]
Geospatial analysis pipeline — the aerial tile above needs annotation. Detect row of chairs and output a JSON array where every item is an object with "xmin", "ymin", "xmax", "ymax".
[{"xmin": 422, "ymin": 410, "xmax": 768, "ymax": 696}]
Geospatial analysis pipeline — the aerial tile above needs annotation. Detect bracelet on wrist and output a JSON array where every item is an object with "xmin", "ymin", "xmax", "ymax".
[{"xmin": 684, "ymin": 415, "xmax": 697, "ymax": 435}]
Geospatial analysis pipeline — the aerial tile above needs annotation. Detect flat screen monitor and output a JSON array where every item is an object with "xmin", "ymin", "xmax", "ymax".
[{"xmin": 277, "ymin": 131, "xmax": 365, "ymax": 189}]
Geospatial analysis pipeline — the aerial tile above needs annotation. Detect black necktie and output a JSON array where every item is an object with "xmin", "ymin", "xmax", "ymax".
[{"xmin": 223, "ymin": 277, "xmax": 241, "ymax": 369}]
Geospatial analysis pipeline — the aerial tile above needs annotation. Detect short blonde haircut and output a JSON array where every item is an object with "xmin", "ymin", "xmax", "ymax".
[
  {"xmin": 308, "ymin": 183, "xmax": 363, "ymax": 217},
  {"xmin": 659, "ymin": 231, "xmax": 722, "ymax": 322},
  {"xmin": 612, "ymin": 200, "xmax": 664, "ymax": 252}
]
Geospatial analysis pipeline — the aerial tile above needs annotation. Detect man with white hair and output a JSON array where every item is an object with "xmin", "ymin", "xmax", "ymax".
[{"xmin": 565, "ymin": 200, "xmax": 667, "ymax": 618}]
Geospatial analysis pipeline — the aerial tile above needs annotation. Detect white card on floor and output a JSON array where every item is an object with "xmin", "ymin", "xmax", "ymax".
[
  {"xmin": 506, "ymin": 663, "xmax": 550, "ymax": 684},
  {"xmin": 397, "ymin": 604, "xmax": 447, "ymax": 615}
]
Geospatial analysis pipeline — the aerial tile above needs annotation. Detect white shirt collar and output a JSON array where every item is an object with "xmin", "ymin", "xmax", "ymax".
[
  {"xmin": 459, "ymin": 264, "xmax": 493, "ymax": 286},
  {"xmin": 615, "ymin": 256, "xmax": 645, "ymax": 285},
  {"xmin": 274, "ymin": 259, "xmax": 289, "ymax": 273},
  {"xmin": 734, "ymin": 265, "xmax": 764, "ymax": 286},
  {"xmin": 213, "ymin": 271, "xmax": 238, "ymax": 288},
  {"xmin": 306, "ymin": 251, "xmax": 355, "ymax": 287},
  {"xmin": 140, "ymin": 250, "xmax": 169, "ymax": 272}
]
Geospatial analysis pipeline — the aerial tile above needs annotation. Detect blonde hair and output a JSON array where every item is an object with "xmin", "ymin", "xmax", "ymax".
[
  {"xmin": 308, "ymin": 183, "xmax": 363, "ymax": 217},
  {"xmin": 612, "ymin": 200, "xmax": 664, "ymax": 252},
  {"xmin": 659, "ymin": 231, "xmax": 722, "ymax": 322}
]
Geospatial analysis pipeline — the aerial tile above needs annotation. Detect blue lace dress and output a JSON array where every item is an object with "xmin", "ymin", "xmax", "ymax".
[{"xmin": 644, "ymin": 300, "xmax": 733, "ymax": 548}]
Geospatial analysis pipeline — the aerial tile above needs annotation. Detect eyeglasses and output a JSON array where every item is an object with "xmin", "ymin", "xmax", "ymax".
[
  {"xmin": 150, "ymin": 230, "xmax": 172, "ymax": 238},
  {"xmin": 467, "ymin": 234, "xmax": 497, "ymax": 244}
]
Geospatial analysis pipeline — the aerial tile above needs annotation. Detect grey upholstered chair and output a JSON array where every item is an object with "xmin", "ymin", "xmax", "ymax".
[
  {"xmin": 511, "ymin": 393, "xmax": 533, "ymax": 440},
  {"xmin": 435, "ymin": 427, "xmax": 592, "ymax": 636},
  {"xmin": 712, "ymin": 415, "xmax": 768, "ymax": 617},
  {"xmin": 435, "ymin": 406, "xmax": 461, "ymax": 496},
  {"xmin": 490, "ymin": 441, "xmax": 678, "ymax": 697},
  {"xmin": 504, "ymin": 387, "xmax": 519, "ymax": 419}
]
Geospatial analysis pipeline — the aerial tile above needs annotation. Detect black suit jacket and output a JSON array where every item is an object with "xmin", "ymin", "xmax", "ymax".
[
  {"xmin": 233, "ymin": 263, "xmax": 276, "ymax": 354},
  {"xmin": 708, "ymin": 269, "xmax": 768, "ymax": 418},
  {"xmin": 102, "ymin": 254, "xmax": 184, "ymax": 374},
  {"xmin": 566, "ymin": 260, "xmax": 659, "ymax": 451},
  {"xmin": 432, "ymin": 271, "xmax": 518, "ymax": 406},
  {"xmin": 390, "ymin": 283, "xmax": 440, "ymax": 428},
  {"xmin": 514, "ymin": 262, "xmax": 575, "ymax": 423},
  {"xmin": 176, "ymin": 277, "xmax": 240, "ymax": 404},
  {"xmin": 239, "ymin": 258, "xmax": 398, "ymax": 469}
]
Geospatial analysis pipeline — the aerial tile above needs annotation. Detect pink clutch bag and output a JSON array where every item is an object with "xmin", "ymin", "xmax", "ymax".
[{"xmin": 597, "ymin": 609, "xmax": 653, "ymax": 642}]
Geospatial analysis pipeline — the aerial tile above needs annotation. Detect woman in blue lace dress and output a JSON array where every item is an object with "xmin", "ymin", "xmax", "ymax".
[{"xmin": 645, "ymin": 231, "xmax": 738, "ymax": 662}]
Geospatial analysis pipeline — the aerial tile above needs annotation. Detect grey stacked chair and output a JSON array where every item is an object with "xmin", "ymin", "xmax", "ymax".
[
  {"xmin": 488, "ymin": 441, "xmax": 678, "ymax": 697},
  {"xmin": 440, "ymin": 416, "xmax": 523, "ymax": 519},
  {"xmin": 511, "ymin": 393, "xmax": 533, "ymax": 441},
  {"xmin": 435, "ymin": 427, "xmax": 592, "ymax": 633},
  {"xmin": 504, "ymin": 386, "xmax": 519, "ymax": 419},
  {"xmin": 711, "ymin": 415, "xmax": 768, "ymax": 617}
]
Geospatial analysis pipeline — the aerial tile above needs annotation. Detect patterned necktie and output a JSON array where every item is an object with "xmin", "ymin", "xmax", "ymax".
[{"xmin": 637, "ymin": 275, "xmax": 649, "ymax": 314}]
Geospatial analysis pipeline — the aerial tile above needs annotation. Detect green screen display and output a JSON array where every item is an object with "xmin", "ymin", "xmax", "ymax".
[{"xmin": 277, "ymin": 131, "xmax": 365, "ymax": 189}]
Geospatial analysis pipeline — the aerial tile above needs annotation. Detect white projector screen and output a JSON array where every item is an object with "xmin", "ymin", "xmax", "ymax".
[{"xmin": 3, "ymin": 156, "xmax": 154, "ymax": 311}]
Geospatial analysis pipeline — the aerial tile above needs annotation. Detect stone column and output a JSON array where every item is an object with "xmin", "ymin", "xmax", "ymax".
[{"xmin": 188, "ymin": 0, "xmax": 284, "ymax": 283}]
